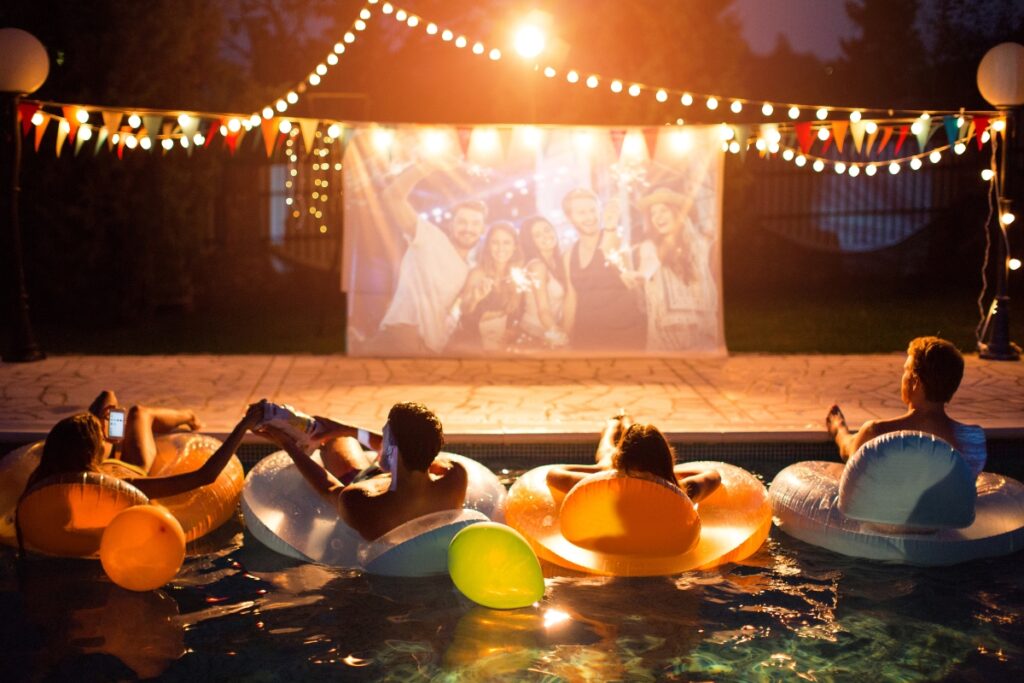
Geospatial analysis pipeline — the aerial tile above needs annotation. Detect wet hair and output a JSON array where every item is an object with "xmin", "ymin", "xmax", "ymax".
[
  {"xmin": 29, "ymin": 413, "xmax": 105, "ymax": 488},
  {"xmin": 907, "ymin": 336, "xmax": 964, "ymax": 403},
  {"xmin": 387, "ymin": 402, "xmax": 445, "ymax": 472},
  {"xmin": 561, "ymin": 187, "xmax": 598, "ymax": 219},
  {"xmin": 612, "ymin": 423, "xmax": 677, "ymax": 485},
  {"xmin": 452, "ymin": 200, "xmax": 488, "ymax": 220},
  {"xmin": 519, "ymin": 215, "xmax": 565, "ymax": 285}
]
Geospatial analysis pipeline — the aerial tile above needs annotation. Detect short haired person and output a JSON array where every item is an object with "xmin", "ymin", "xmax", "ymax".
[
  {"xmin": 827, "ymin": 336, "xmax": 987, "ymax": 476},
  {"xmin": 374, "ymin": 160, "xmax": 488, "ymax": 354},
  {"xmin": 561, "ymin": 188, "xmax": 646, "ymax": 351},
  {"xmin": 258, "ymin": 402, "xmax": 468, "ymax": 541}
]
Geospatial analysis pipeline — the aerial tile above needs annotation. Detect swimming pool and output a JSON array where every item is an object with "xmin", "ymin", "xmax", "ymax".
[{"xmin": 2, "ymin": 463, "xmax": 1022, "ymax": 681}]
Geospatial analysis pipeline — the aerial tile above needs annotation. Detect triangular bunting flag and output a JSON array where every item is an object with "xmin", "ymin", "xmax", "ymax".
[
  {"xmin": 339, "ymin": 125, "xmax": 354, "ymax": 159},
  {"xmin": 33, "ymin": 115, "xmax": 50, "ymax": 151},
  {"xmin": 849, "ymin": 120, "xmax": 867, "ymax": 154},
  {"xmin": 864, "ymin": 127, "xmax": 879, "ymax": 156},
  {"xmin": 117, "ymin": 126, "xmax": 129, "ymax": 160},
  {"xmin": 224, "ymin": 130, "xmax": 241, "ymax": 155},
  {"xmin": 297, "ymin": 118, "xmax": 318, "ymax": 155},
  {"xmin": 974, "ymin": 116, "xmax": 989, "ymax": 149},
  {"xmin": 102, "ymin": 111, "xmax": 123, "ymax": 150},
  {"xmin": 61, "ymin": 106, "xmax": 79, "ymax": 143},
  {"xmin": 93, "ymin": 126, "xmax": 108, "ymax": 155},
  {"xmin": 18, "ymin": 102, "xmax": 38, "ymax": 137},
  {"xmin": 821, "ymin": 133, "xmax": 833, "ymax": 155},
  {"xmin": 55, "ymin": 120, "xmax": 70, "ymax": 157},
  {"xmin": 795, "ymin": 122, "xmax": 814, "ymax": 154},
  {"xmin": 735, "ymin": 125, "xmax": 750, "ymax": 160},
  {"xmin": 943, "ymin": 116, "xmax": 959, "ymax": 145},
  {"xmin": 260, "ymin": 118, "xmax": 279, "ymax": 157},
  {"xmin": 204, "ymin": 118, "xmax": 221, "ymax": 149},
  {"xmin": 74, "ymin": 132, "xmax": 88, "ymax": 156},
  {"xmin": 894, "ymin": 125, "xmax": 908, "ymax": 154},
  {"xmin": 915, "ymin": 121, "xmax": 937, "ymax": 153},
  {"xmin": 831, "ymin": 121, "xmax": 848, "ymax": 154},
  {"xmin": 610, "ymin": 129, "xmax": 626, "ymax": 158},
  {"xmin": 643, "ymin": 127, "xmax": 659, "ymax": 160},
  {"xmin": 179, "ymin": 114, "xmax": 200, "ymax": 140},
  {"xmin": 143, "ymin": 115, "xmax": 163, "ymax": 142},
  {"xmin": 456, "ymin": 127, "xmax": 472, "ymax": 158},
  {"xmin": 876, "ymin": 126, "xmax": 894, "ymax": 152}
]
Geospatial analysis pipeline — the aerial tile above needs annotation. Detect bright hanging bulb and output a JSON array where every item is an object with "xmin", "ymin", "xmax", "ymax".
[
  {"xmin": 1001, "ymin": 212, "xmax": 1016, "ymax": 226},
  {"xmin": 981, "ymin": 131, "xmax": 991, "ymax": 144},
  {"xmin": 656, "ymin": 89, "xmax": 668, "ymax": 102},
  {"xmin": 755, "ymin": 138, "xmax": 767, "ymax": 151},
  {"xmin": 888, "ymin": 162, "xmax": 900, "ymax": 174},
  {"xmin": 1010, "ymin": 258, "xmax": 1022, "ymax": 271},
  {"xmin": 817, "ymin": 128, "xmax": 829, "ymax": 141},
  {"xmin": 850, "ymin": 110, "xmax": 862, "ymax": 122},
  {"xmin": 327, "ymin": 123, "xmax": 341, "ymax": 138},
  {"xmin": 309, "ymin": 73, "xmax": 321, "ymax": 86},
  {"xmin": 628, "ymin": 84, "xmax": 641, "ymax": 97},
  {"xmin": 139, "ymin": 135, "xmax": 151, "ymax": 150},
  {"xmin": 954, "ymin": 142, "xmax": 966, "ymax": 155},
  {"xmin": 279, "ymin": 120, "xmax": 292, "ymax": 134},
  {"xmin": 865, "ymin": 121, "xmax": 878, "ymax": 134},
  {"xmin": 992, "ymin": 119, "xmax": 1006, "ymax": 132},
  {"xmin": 334, "ymin": 42, "xmax": 345, "ymax": 53},
  {"xmin": 360, "ymin": 8, "xmax": 371, "ymax": 19},
  {"xmin": 911, "ymin": 121, "xmax": 923, "ymax": 135},
  {"xmin": 125, "ymin": 135, "xmax": 138, "ymax": 149},
  {"xmin": 316, "ymin": 63, "xmax": 328, "ymax": 76},
  {"xmin": 75, "ymin": 108, "xmax": 89, "ymax": 124},
  {"xmin": 489, "ymin": 48, "xmax": 501, "ymax": 60},
  {"xmin": 262, "ymin": 106, "xmax": 274, "ymax": 119},
  {"xmin": 834, "ymin": 162, "xmax": 847, "ymax": 174},
  {"xmin": 795, "ymin": 155, "xmax": 807, "ymax": 167},
  {"xmin": 161, "ymin": 138, "xmax": 174, "ymax": 150},
  {"xmin": 395, "ymin": 9, "xmax": 407, "ymax": 21},
  {"xmin": 762, "ymin": 102, "xmax": 774, "ymax": 116},
  {"xmin": 768, "ymin": 142, "xmax": 780, "ymax": 154},
  {"xmin": 442, "ymin": 29, "xmax": 453, "ymax": 41},
  {"xmin": 426, "ymin": 23, "xmax": 438, "ymax": 35},
  {"xmin": 30, "ymin": 111, "xmax": 43, "ymax": 126},
  {"xmin": 455, "ymin": 36, "xmax": 467, "ymax": 48},
  {"xmin": 514, "ymin": 24, "xmax": 546, "ymax": 58},
  {"xmin": 706, "ymin": 96, "xmax": 719, "ymax": 110},
  {"xmin": 286, "ymin": 91, "xmax": 298, "ymax": 104},
  {"xmin": 812, "ymin": 159, "xmax": 825, "ymax": 172},
  {"xmin": 227, "ymin": 118, "xmax": 241, "ymax": 132},
  {"xmin": 788, "ymin": 106, "xmax": 800, "ymax": 119},
  {"xmin": 79, "ymin": 126, "xmax": 93, "ymax": 141},
  {"xmin": 193, "ymin": 133, "xmax": 205, "ymax": 145},
  {"xmin": 472, "ymin": 42, "xmax": 484, "ymax": 55},
  {"xmin": 929, "ymin": 150, "xmax": 941, "ymax": 163},
  {"xmin": 180, "ymin": 136, "xmax": 189, "ymax": 148},
  {"xmin": 128, "ymin": 114, "xmax": 142, "ymax": 128},
  {"xmin": 681, "ymin": 93, "xmax": 693, "ymax": 106},
  {"xmin": 782, "ymin": 149, "xmax": 795, "ymax": 161},
  {"xmin": 719, "ymin": 124, "xmax": 734, "ymax": 140},
  {"xmin": 326, "ymin": 53, "xmax": 338, "ymax": 66},
  {"xmin": 248, "ymin": 114, "xmax": 261, "ymax": 127},
  {"xmin": 865, "ymin": 164, "xmax": 878, "ymax": 176},
  {"xmin": 981, "ymin": 169, "xmax": 995, "ymax": 181},
  {"xmin": 543, "ymin": 66, "xmax": 556, "ymax": 77},
  {"xmin": 920, "ymin": 112, "xmax": 931, "ymax": 120},
  {"xmin": 957, "ymin": 115, "xmax": 965, "ymax": 129},
  {"xmin": 910, "ymin": 158, "xmax": 923, "ymax": 170},
  {"xmin": 343, "ymin": 32, "xmax": 355, "ymax": 43},
  {"xmin": 730, "ymin": 100, "xmax": 742, "ymax": 113},
  {"xmin": 816, "ymin": 108, "xmax": 828, "ymax": 120},
  {"xmin": 275, "ymin": 99, "xmax": 287, "ymax": 112},
  {"xmin": 585, "ymin": 75, "xmax": 599, "ymax": 88},
  {"xmin": 381, "ymin": 2, "xmax": 393, "ymax": 13},
  {"xmin": 406, "ymin": 16, "xmax": 419, "ymax": 28},
  {"xmin": 728, "ymin": 140, "xmax": 741, "ymax": 154},
  {"xmin": 848, "ymin": 164, "xmax": 861, "ymax": 177},
  {"xmin": 610, "ymin": 80, "xmax": 623, "ymax": 93},
  {"xmin": 566, "ymin": 70, "xmax": 579, "ymax": 83}
]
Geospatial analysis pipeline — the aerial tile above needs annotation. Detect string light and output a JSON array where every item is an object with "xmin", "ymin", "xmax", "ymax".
[
  {"xmin": 982, "ymin": 169, "xmax": 995, "ymax": 181},
  {"xmin": 762, "ymin": 103, "xmax": 773, "ymax": 116},
  {"xmin": 706, "ymin": 97, "xmax": 718, "ymax": 110}
]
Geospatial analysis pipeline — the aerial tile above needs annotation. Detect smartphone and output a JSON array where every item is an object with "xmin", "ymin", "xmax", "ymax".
[{"xmin": 107, "ymin": 408, "xmax": 126, "ymax": 441}]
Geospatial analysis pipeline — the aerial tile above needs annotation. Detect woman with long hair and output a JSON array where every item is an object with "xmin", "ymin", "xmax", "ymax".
[{"xmin": 516, "ymin": 215, "xmax": 568, "ymax": 349}]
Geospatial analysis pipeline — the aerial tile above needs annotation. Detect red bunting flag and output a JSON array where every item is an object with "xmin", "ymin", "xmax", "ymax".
[
  {"xmin": 876, "ymin": 126, "xmax": 894, "ymax": 152},
  {"xmin": 609, "ymin": 129, "xmax": 626, "ymax": 158},
  {"xmin": 61, "ymin": 106, "xmax": 79, "ymax": 143},
  {"xmin": 795, "ymin": 122, "xmax": 814, "ymax": 154},
  {"xmin": 643, "ymin": 127, "xmax": 659, "ymax": 160},
  {"xmin": 17, "ymin": 102, "xmax": 38, "ymax": 136},
  {"xmin": 894, "ymin": 125, "xmax": 908, "ymax": 154},
  {"xmin": 456, "ymin": 127, "xmax": 472, "ymax": 158},
  {"xmin": 205, "ymin": 118, "xmax": 222, "ymax": 149},
  {"xmin": 974, "ymin": 116, "xmax": 989, "ymax": 149},
  {"xmin": 820, "ymin": 131, "xmax": 833, "ymax": 155}
]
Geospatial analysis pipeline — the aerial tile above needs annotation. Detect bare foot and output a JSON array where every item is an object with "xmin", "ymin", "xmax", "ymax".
[
  {"xmin": 88, "ymin": 390, "xmax": 118, "ymax": 418},
  {"xmin": 183, "ymin": 411, "xmax": 204, "ymax": 432},
  {"xmin": 826, "ymin": 404, "xmax": 847, "ymax": 439}
]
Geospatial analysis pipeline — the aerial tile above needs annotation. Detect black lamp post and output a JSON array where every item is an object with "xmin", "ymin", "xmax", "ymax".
[
  {"xmin": 0, "ymin": 28, "xmax": 48, "ymax": 363},
  {"xmin": 976, "ymin": 42, "xmax": 1023, "ymax": 361}
]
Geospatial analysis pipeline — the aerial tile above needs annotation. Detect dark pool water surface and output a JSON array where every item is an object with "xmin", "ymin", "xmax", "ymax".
[{"xmin": 2, "ymin": 475, "xmax": 1022, "ymax": 682}]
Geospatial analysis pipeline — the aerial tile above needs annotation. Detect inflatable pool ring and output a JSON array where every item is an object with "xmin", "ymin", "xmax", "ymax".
[
  {"xmin": 241, "ymin": 450, "xmax": 508, "ymax": 572},
  {"xmin": 1, "ymin": 433, "xmax": 243, "ymax": 557},
  {"xmin": 505, "ymin": 462, "xmax": 771, "ymax": 576},
  {"xmin": 358, "ymin": 508, "xmax": 490, "ymax": 577},
  {"xmin": 770, "ymin": 431, "xmax": 1024, "ymax": 565}
]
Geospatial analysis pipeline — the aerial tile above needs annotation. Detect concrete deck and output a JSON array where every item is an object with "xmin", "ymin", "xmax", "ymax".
[{"xmin": 2, "ymin": 354, "xmax": 1022, "ymax": 448}]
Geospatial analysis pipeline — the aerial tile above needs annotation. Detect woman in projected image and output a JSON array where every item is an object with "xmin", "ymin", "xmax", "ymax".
[
  {"xmin": 515, "ymin": 215, "xmax": 569, "ymax": 349},
  {"xmin": 633, "ymin": 187, "xmax": 720, "ymax": 352},
  {"xmin": 447, "ymin": 222, "xmax": 525, "ymax": 354}
]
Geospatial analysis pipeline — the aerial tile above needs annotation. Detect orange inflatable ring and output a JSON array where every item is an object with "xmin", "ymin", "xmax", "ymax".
[
  {"xmin": 0, "ymin": 433, "xmax": 243, "ymax": 557},
  {"xmin": 505, "ymin": 462, "xmax": 771, "ymax": 576}
]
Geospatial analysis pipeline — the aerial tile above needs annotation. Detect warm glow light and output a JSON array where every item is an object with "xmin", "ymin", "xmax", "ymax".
[
  {"xmin": 755, "ymin": 138, "xmax": 767, "ymax": 151},
  {"xmin": 610, "ymin": 79, "xmax": 623, "ymax": 93},
  {"xmin": 125, "ymin": 135, "xmax": 138, "ymax": 149},
  {"xmin": 309, "ymin": 73, "xmax": 321, "ymax": 86},
  {"xmin": 769, "ymin": 142, "xmax": 780, "ymax": 154},
  {"xmin": 992, "ymin": 119, "xmax": 1006, "ymax": 132},
  {"xmin": 982, "ymin": 168, "xmax": 995, "ymax": 181},
  {"xmin": 573, "ymin": 130, "xmax": 593, "ymax": 151},
  {"xmin": 929, "ymin": 150, "xmax": 941, "ymax": 163},
  {"xmin": 848, "ymin": 164, "xmax": 860, "ymax": 177},
  {"xmin": 193, "ymin": 133, "xmax": 205, "ymax": 145},
  {"xmin": 422, "ymin": 129, "xmax": 448, "ymax": 155},
  {"xmin": 628, "ymin": 83, "xmax": 641, "ymax": 97},
  {"xmin": 730, "ymin": 100, "xmax": 742, "ymax": 113},
  {"xmin": 865, "ymin": 121, "xmax": 878, "ymax": 134},
  {"xmin": 180, "ymin": 136, "xmax": 189, "ymax": 148},
  {"xmin": 865, "ymin": 164, "xmax": 878, "ymax": 176},
  {"xmin": 161, "ymin": 138, "xmax": 174, "ymax": 150},
  {"xmin": 1001, "ymin": 212, "xmax": 1016, "ymax": 226},
  {"xmin": 522, "ymin": 126, "xmax": 542, "ymax": 149},
  {"xmin": 407, "ymin": 16, "xmax": 419, "ymax": 28},
  {"xmin": 344, "ymin": 32, "xmax": 355, "ymax": 44},
  {"xmin": 795, "ymin": 155, "xmax": 807, "ymax": 167},
  {"xmin": 889, "ymin": 162, "xmax": 900, "ymax": 174},
  {"xmin": 543, "ymin": 608, "xmax": 572, "ymax": 629},
  {"xmin": 788, "ymin": 106, "xmax": 800, "ymax": 119},
  {"xmin": 372, "ymin": 128, "xmax": 394, "ymax": 152},
  {"xmin": 455, "ymin": 36, "xmax": 467, "ymax": 48},
  {"xmin": 834, "ymin": 162, "xmax": 847, "ymax": 174},
  {"xmin": 656, "ymin": 89, "xmax": 668, "ymax": 102},
  {"xmin": 543, "ymin": 66, "xmax": 555, "ymax": 77},
  {"xmin": 79, "ymin": 126, "xmax": 93, "ymax": 141},
  {"xmin": 910, "ymin": 157, "xmax": 923, "ymax": 170},
  {"xmin": 474, "ymin": 128, "xmax": 499, "ymax": 152},
  {"xmin": 334, "ymin": 42, "xmax": 345, "ymax": 53},
  {"xmin": 812, "ymin": 159, "xmax": 825, "ymax": 172},
  {"xmin": 327, "ymin": 123, "xmax": 341, "ymax": 138},
  {"xmin": 957, "ymin": 115, "xmax": 965, "ymax": 129},
  {"xmin": 275, "ymin": 99, "xmax": 287, "ymax": 112},
  {"xmin": 316, "ymin": 63, "xmax": 328, "ymax": 76},
  {"xmin": 327, "ymin": 53, "xmax": 338, "ymax": 66},
  {"xmin": 360, "ymin": 8, "xmax": 371, "ymax": 19},
  {"xmin": 128, "ymin": 114, "xmax": 142, "ymax": 128},
  {"xmin": 442, "ymin": 29, "xmax": 453, "ymax": 41},
  {"xmin": 426, "ymin": 23, "xmax": 437, "ymax": 35},
  {"xmin": 762, "ymin": 102, "xmax": 774, "ymax": 116},
  {"xmin": 286, "ymin": 91, "xmax": 298, "ymax": 104},
  {"xmin": 262, "ymin": 106, "xmax": 274, "ymax": 119},
  {"xmin": 719, "ymin": 124, "xmax": 734, "ymax": 141},
  {"xmin": 669, "ymin": 129, "xmax": 692, "ymax": 154},
  {"xmin": 586, "ymin": 75, "xmax": 598, "ymax": 88},
  {"xmin": 279, "ymin": 120, "xmax": 292, "ymax": 134},
  {"xmin": 395, "ymin": 9, "xmax": 407, "ymax": 21},
  {"xmin": 850, "ymin": 110, "xmax": 862, "ymax": 122},
  {"xmin": 816, "ymin": 108, "xmax": 828, "ymax": 120},
  {"xmin": 355, "ymin": 19, "xmax": 367, "ymax": 31},
  {"xmin": 248, "ymin": 114, "xmax": 260, "ymax": 127},
  {"xmin": 954, "ymin": 142, "xmax": 966, "ymax": 155},
  {"xmin": 382, "ymin": 2, "xmax": 393, "ymax": 13},
  {"xmin": 75, "ymin": 108, "xmax": 89, "ymax": 124},
  {"xmin": 782, "ymin": 149, "xmax": 795, "ymax": 161},
  {"xmin": 981, "ymin": 131, "xmax": 991, "ymax": 144},
  {"xmin": 472, "ymin": 42, "xmax": 484, "ymax": 55},
  {"xmin": 817, "ymin": 128, "xmax": 829, "ymax": 141},
  {"xmin": 139, "ymin": 135, "xmax": 151, "ymax": 149},
  {"xmin": 706, "ymin": 96, "xmax": 718, "ymax": 110},
  {"xmin": 728, "ymin": 140, "xmax": 741, "ymax": 154},
  {"xmin": 514, "ymin": 24, "xmax": 546, "ymax": 58},
  {"xmin": 1010, "ymin": 258, "xmax": 1022, "ymax": 270},
  {"xmin": 566, "ymin": 70, "xmax": 579, "ymax": 83},
  {"xmin": 30, "ymin": 111, "xmax": 43, "ymax": 126},
  {"xmin": 489, "ymin": 48, "xmax": 501, "ymax": 60},
  {"xmin": 911, "ymin": 121, "xmax": 923, "ymax": 135}
]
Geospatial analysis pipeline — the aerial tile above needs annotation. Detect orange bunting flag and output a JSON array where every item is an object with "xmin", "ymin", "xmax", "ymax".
[
  {"xmin": 609, "ymin": 129, "xmax": 626, "ymax": 158},
  {"xmin": 643, "ymin": 127, "xmax": 659, "ymax": 160},
  {"xmin": 33, "ymin": 114, "xmax": 50, "ymax": 151},
  {"xmin": 61, "ymin": 106, "xmax": 79, "ymax": 143},
  {"xmin": 876, "ymin": 126, "xmax": 894, "ymax": 152},
  {"xmin": 55, "ymin": 120, "xmax": 70, "ymax": 157},
  {"xmin": 18, "ymin": 102, "xmax": 38, "ymax": 136},
  {"xmin": 974, "ymin": 116, "xmax": 989, "ymax": 149},
  {"xmin": 894, "ymin": 125, "xmax": 908, "ymax": 154},
  {"xmin": 830, "ymin": 121, "xmax": 848, "ymax": 153},
  {"xmin": 849, "ymin": 120, "xmax": 867, "ymax": 154},
  {"xmin": 260, "ymin": 118, "xmax": 279, "ymax": 157},
  {"xmin": 101, "ymin": 111, "xmax": 123, "ymax": 150},
  {"xmin": 297, "ymin": 118, "xmax": 319, "ymax": 155},
  {"xmin": 456, "ymin": 127, "xmax": 472, "ymax": 158},
  {"xmin": 795, "ymin": 122, "xmax": 814, "ymax": 154}
]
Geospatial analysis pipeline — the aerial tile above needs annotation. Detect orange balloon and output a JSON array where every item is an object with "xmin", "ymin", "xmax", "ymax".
[{"xmin": 100, "ymin": 505, "xmax": 186, "ymax": 592}]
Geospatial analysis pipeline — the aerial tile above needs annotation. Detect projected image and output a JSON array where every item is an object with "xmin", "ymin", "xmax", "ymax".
[{"xmin": 343, "ymin": 125, "xmax": 725, "ymax": 357}]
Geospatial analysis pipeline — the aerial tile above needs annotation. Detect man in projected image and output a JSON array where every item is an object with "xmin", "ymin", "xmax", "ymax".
[
  {"xmin": 562, "ymin": 188, "xmax": 646, "ymax": 351},
  {"xmin": 373, "ymin": 163, "xmax": 487, "ymax": 354}
]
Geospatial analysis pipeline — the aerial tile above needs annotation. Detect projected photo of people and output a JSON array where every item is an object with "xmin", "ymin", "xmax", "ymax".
[{"xmin": 342, "ymin": 125, "xmax": 725, "ymax": 357}]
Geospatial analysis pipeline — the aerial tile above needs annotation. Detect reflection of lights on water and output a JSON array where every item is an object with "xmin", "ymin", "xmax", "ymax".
[
  {"xmin": 543, "ymin": 608, "xmax": 571, "ymax": 629},
  {"xmin": 342, "ymin": 655, "xmax": 372, "ymax": 667}
]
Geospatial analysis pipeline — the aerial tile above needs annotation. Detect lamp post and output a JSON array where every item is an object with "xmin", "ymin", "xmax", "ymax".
[
  {"xmin": 0, "ymin": 28, "xmax": 48, "ymax": 363},
  {"xmin": 976, "ymin": 42, "xmax": 1024, "ymax": 361}
]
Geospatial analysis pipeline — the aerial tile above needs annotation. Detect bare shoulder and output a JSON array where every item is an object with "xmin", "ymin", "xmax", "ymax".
[{"xmin": 431, "ymin": 457, "xmax": 468, "ymax": 484}]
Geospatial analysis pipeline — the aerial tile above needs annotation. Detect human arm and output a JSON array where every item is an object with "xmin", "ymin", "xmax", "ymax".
[
  {"xmin": 309, "ymin": 416, "xmax": 383, "ymax": 452},
  {"xmin": 453, "ymin": 269, "xmax": 493, "ymax": 320},
  {"xmin": 382, "ymin": 163, "xmax": 432, "ymax": 239},
  {"xmin": 827, "ymin": 404, "xmax": 878, "ymax": 461},
  {"xmin": 673, "ymin": 465, "xmax": 721, "ymax": 503},
  {"xmin": 546, "ymin": 465, "xmax": 604, "ymax": 495},
  {"xmin": 128, "ymin": 402, "xmax": 264, "ymax": 499}
]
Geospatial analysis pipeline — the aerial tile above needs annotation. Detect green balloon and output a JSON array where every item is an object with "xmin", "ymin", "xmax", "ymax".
[{"xmin": 448, "ymin": 522, "xmax": 544, "ymax": 609}]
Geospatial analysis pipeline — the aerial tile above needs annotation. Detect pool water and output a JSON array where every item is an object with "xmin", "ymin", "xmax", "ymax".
[{"xmin": 2, "ymin": 470, "xmax": 1022, "ymax": 682}]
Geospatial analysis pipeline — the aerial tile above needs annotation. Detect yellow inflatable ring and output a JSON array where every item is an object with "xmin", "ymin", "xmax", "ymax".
[
  {"xmin": 0, "ymin": 433, "xmax": 243, "ymax": 557},
  {"xmin": 505, "ymin": 461, "xmax": 771, "ymax": 576}
]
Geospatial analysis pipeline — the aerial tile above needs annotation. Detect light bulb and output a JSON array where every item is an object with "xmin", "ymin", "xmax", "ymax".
[
  {"xmin": 812, "ymin": 159, "xmax": 825, "ymax": 172},
  {"xmin": 762, "ymin": 103, "xmax": 773, "ymax": 116},
  {"xmin": 30, "ymin": 111, "xmax": 43, "ymax": 126},
  {"xmin": 395, "ymin": 9, "xmax": 406, "ymax": 21},
  {"xmin": 309, "ymin": 73, "xmax": 321, "ymax": 86},
  {"xmin": 1010, "ymin": 258, "xmax": 1022, "ymax": 270},
  {"xmin": 730, "ymin": 100, "xmax": 742, "ymax": 113},
  {"xmin": 543, "ymin": 66, "xmax": 556, "ymax": 77},
  {"xmin": 128, "ymin": 114, "xmax": 142, "ymax": 128},
  {"xmin": 279, "ymin": 120, "xmax": 292, "ymax": 134},
  {"xmin": 426, "ymin": 23, "xmax": 437, "ymax": 35},
  {"xmin": 992, "ymin": 119, "xmax": 1006, "ymax": 132},
  {"xmin": 628, "ymin": 84, "xmax": 641, "ymax": 97},
  {"xmin": 865, "ymin": 121, "xmax": 878, "ymax": 134},
  {"xmin": 981, "ymin": 169, "xmax": 995, "ymax": 181},
  {"xmin": 788, "ymin": 106, "xmax": 800, "ymax": 119},
  {"xmin": 343, "ymin": 32, "xmax": 355, "ymax": 44},
  {"xmin": 139, "ymin": 135, "xmax": 151, "ymax": 149},
  {"xmin": 262, "ymin": 106, "xmax": 274, "ymax": 119},
  {"xmin": 910, "ymin": 158, "xmax": 922, "ymax": 170},
  {"xmin": 161, "ymin": 138, "xmax": 174, "ymax": 150},
  {"xmin": 327, "ymin": 53, "xmax": 338, "ymax": 66},
  {"xmin": 795, "ymin": 155, "xmax": 807, "ymax": 167},
  {"xmin": 782, "ymin": 149, "xmax": 795, "ymax": 161},
  {"xmin": 472, "ymin": 42, "xmax": 484, "ymax": 55},
  {"xmin": 850, "ymin": 110, "xmax": 862, "ymax": 122},
  {"xmin": 327, "ymin": 123, "xmax": 341, "ymax": 138},
  {"xmin": 75, "ymin": 109, "xmax": 90, "ymax": 124},
  {"xmin": 954, "ymin": 142, "xmax": 966, "ymax": 155},
  {"xmin": 929, "ymin": 150, "xmax": 941, "ymax": 163},
  {"xmin": 817, "ymin": 128, "xmax": 829, "ymax": 141},
  {"xmin": 656, "ymin": 89, "xmax": 668, "ymax": 102},
  {"xmin": 849, "ymin": 165, "xmax": 860, "ymax": 177},
  {"xmin": 455, "ymin": 36, "xmax": 467, "ymax": 48},
  {"xmin": 889, "ymin": 162, "xmax": 900, "ymax": 174},
  {"xmin": 865, "ymin": 164, "xmax": 878, "ymax": 176},
  {"xmin": 275, "ymin": 99, "xmax": 287, "ymax": 112},
  {"xmin": 79, "ymin": 126, "xmax": 93, "ymax": 141},
  {"xmin": 1001, "ymin": 212, "xmax": 1016, "ymax": 226},
  {"xmin": 610, "ymin": 80, "xmax": 623, "ymax": 93},
  {"xmin": 489, "ymin": 48, "xmax": 501, "ymax": 60},
  {"xmin": 567, "ymin": 70, "xmax": 579, "ymax": 83},
  {"xmin": 834, "ymin": 162, "xmax": 847, "ymax": 174},
  {"xmin": 706, "ymin": 96, "xmax": 718, "ymax": 110},
  {"xmin": 681, "ymin": 93, "xmax": 693, "ymax": 106},
  {"xmin": 286, "ymin": 91, "xmax": 298, "ymax": 104},
  {"xmin": 816, "ymin": 108, "xmax": 828, "ymax": 120}
]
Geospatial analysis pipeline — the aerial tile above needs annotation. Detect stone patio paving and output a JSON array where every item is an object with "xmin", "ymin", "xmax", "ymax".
[{"xmin": 2, "ymin": 354, "xmax": 1022, "ymax": 447}]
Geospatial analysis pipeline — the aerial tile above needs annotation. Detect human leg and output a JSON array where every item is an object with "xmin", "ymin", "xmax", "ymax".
[{"xmin": 88, "ymin": 389, "xmax": 118, "ymax": 419}]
